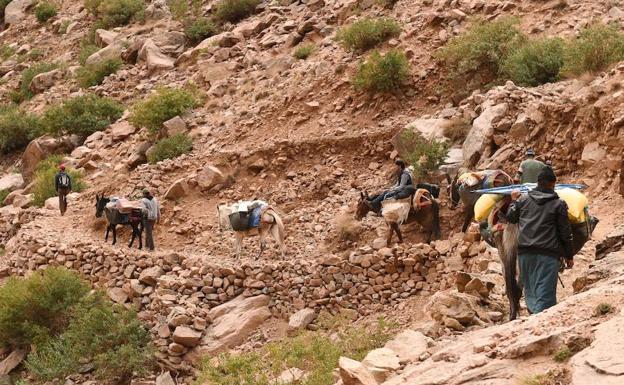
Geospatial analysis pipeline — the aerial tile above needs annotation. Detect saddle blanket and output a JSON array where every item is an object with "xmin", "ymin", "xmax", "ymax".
[
  {"xmin": 230, "ymin": 200, "xmax": 269, "ymax": 229},
  {"xmin": 106, "ymin": 197, "xmax": 145, "ymax": 214}
]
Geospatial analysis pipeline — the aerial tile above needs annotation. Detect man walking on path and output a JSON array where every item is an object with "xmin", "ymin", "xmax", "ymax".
[
  {"xmin": 54, "ymin": 164, "xmax": 72, "ymax": 216},
  {"xmin": 516, "ymin": 149, "xmax": 547, "ymax": 184},
  {"xmin": 506, "ymin": 167, "xmax": 574, "ymax": 314},
  {"xmin": 141, "ymin": 189, "xmax": 161, "ymax": 251}
]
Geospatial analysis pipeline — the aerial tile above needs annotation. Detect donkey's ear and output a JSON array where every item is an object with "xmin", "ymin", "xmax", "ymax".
[{"xmin": 360, "ymin": 191, "xmax": 365, "ymax": 200}]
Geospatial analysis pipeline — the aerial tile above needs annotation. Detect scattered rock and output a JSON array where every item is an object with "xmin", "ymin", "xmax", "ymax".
[
  {"xmin": 287, "ymin": 308, "xmax": 316, "ymax": 334},
  {"xmin": 172, "ymin": 326, "xmax": 202, "ymax": 348},
  {"xmin": 338, "ymin": 356, "xmax": 378, "ymax": 385}
]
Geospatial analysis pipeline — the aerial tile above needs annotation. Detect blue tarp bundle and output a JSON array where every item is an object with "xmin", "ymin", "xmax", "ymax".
[
  {"xmin": 474, "ymin": 183, "xmax": 586, "ymax": 195},
  {"xmin": 249, "ymin": 206, "xmax": 263, "ymax": 228}
]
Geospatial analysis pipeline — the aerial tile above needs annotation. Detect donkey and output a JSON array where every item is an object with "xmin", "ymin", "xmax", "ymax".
[
  {"xmin": 447, "ymin": 170, "xmax": 513, "ymax": 232},
  {"xmin": 95, "ymin": 194, "xmax": 144, "ymax": 249},
  {"xmin": 217, "ymin": 204, "xmax": 286, "ymax": 258},
  {"xmin": 356, "ymin": 188, "xmax": 441, "ymax": 245}
]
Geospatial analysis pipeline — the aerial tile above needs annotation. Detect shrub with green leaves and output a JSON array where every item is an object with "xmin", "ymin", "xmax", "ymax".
[
  {"xmin": 0, "ymin": 190, "xmax": 8, "ymax": 206},
  {"xmin": 26, "ymin": 292, "xmax": 153, "ymax": 382},
  {"xmin": 197, "ymin": 315, "xmax": 396, "ymax": 385},
  {"xmin": 354, "ymin": 50, "xmax": 409, "ymax": 92},
  {"xmin": 148, "ymin": 133, "xmax": 193, "ymax": 163},
  {"xmin": 84, "ymin": 0, "xmax": 145, "ymax": 28},
  {"xmin": 398, "ymin": 130, "xmax": 449, "ymax": 178},
  {"xmin": 0, "ymin": 0, "xmax": 10, "ymax": 19},
  {"xmin": 336, "ymin": 17, "xmax": 401, "ymax": 52},
  {"xmin": 499, "ymin": 37, "xmax": 564, "ymax": 86},
  {"xmin": 562, "ymin": 23, "xmax": 624, "ymax": 76},
  {"xmin": 214, "ymin": 0, "xmax": 260, "ymax": 24},
  {"xmin": 0, "ymin": 44, "xmax": 16, "ymax": 60},
  {"xmin": 76, "ymin": 58, "xmax": 122, "ymax": 88},
  {"xmin": 129, "ymin": 87, "xmax": 199, "ymax": 134},
  {"xmin": 0, "ymin": 267, "xmax": 89, "ymax": 349},
  {"xmin": 0, "ymin": 107, "xmax": 42, "ymax": 154},
  {"xmin": 42, "ymin": 94, "xmax": 124, "ymax": 137},
  {"xmin": 185, "ymin": 17, "xmax": 218, "ymax": 44},
  {"xmin": 78, "ymin": 44, "xmax": 99, "ymax": 65},
  {"xmin": 32, "ymin": 155, "xmax": 85, "ymax": 207},
  {"xmin": 436, "ymin": 17, "xmax": 525, "ymax": 86},
  {"xmin": 13, "ymin": 62, "xmax": 59, "ymax": 102},
  {"xmin": 293, "ymin": 43, "xmax": 315, "ymax": 60},
  {"xmin": 35, "ymin": 1, "xmax": 57, "ymax": 23}
]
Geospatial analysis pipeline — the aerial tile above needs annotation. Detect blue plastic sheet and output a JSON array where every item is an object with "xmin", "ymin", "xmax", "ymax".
[{"xmin": 474, "ymin": 183, "xmax": 586, "ymax": 195}]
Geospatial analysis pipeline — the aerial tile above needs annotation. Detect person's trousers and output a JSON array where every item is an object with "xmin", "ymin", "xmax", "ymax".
[
  {"xmin": 58, "ymin": 188, "xmax": 69, "ymax": 216},
  {"xmin": 144, "ymin": 219, "xmax": 156, "ymax": 251},
  {"xmin": 518, "ymin": 252, "xmax": 560, "ymax": 314}
]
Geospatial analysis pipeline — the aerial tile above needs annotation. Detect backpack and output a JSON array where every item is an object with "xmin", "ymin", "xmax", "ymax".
[{"xmin": 58, "ymin": 173, "xmax": 70, "ymax": 188}]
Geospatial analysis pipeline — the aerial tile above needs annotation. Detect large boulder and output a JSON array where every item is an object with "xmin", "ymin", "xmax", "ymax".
[
  {"xmin": 198, "ymin": 295, "xmax": 271, "ymax": 355},
  {"xmin": 425, "ymin": 290, "xmax": 491, "ymax": 330},
  {"xmin": 138, "ymin": 39, "xmax": 174, "ymax": 72},
  {"xmin": 161, "ymin": 116, "xmax": 187, "ymax": 138},
  {"xmin": 110, "ymin": 121, "xmax": 136, "ymax": 141},
  {"xmin": 164, "ymin": 178, "xmax": 189, "ymax": 200},
  {"xmin": 463, "ymin": 103, "xmax": 508, "ymax": 167},
  {"xmin": 127, "ymin": 141, "xmax": 152, "ymax": 169},
  {"xmin": 362, "ymin": 348, "xmax": 400, "ymax": 382},
  {"xmin": 384, "ymin": 330, "xmax": 431, "ymax": 363},
  {"xmin": 0, "ymin": 174, "xmax": 24, "ymax": 192},
  {"xmin": 172, "ymin": 326, "xmax": 202, "ymax": 347},
  {"xmin": 95, "ymin": 29, "xmax": 119, "ymax": 47},
  {"xmin": 29, "ymin": 69, "xmax": 63, "ymax": 94},
  {"xmin": 4, "ymin": 0, "xmax": 33, "ymax": 26},
  {"xmin": 85, "ymin": 43, "xmax": 124, "ymax": 66},
  {"xmin": 581, "ymin": 142, "xmax": 607, "ymax": 165},
  {"xmin": 287, "ymin": 308, "xmax": 316, "ymax": 334},
  {"xmin": 22, "ymin": 136, "xmax": 76, "ymax": 180},
  {"xmin": 338, "ymin": 357, "xmax": 378, "ymax": 385},
  {"xmin": 139, "ymin": 266, "xmax": 164, "ymax": 286},
  {"xmin": 196, "ymin": 165, "xmax": 227, "ymax": 191},
  {"xmin": 152, "ymin": 31, "xmax": 186, "ymax": 56}
]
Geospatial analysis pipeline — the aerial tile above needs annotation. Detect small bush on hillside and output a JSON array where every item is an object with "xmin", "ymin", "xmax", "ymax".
[
  {"xmin": 0, "ymin": 44, "xmax": 16, "ymax": 60},
  {"xmin": 32, "ymin": 155, "xmax": 85, "ymax": 207},
  {"xmin": 0, "ymin": 190, "xmax": 8, "ymax": 206},
  {"xmin": 336, "ymin": 17, "xmax": 401, "ymax": 52},
  {"xmin": 78, "ymin": 44, "xmax": 99, "ymax": 65},
  {"xmin": 197, "ymin": 316, "xmax": 396, "ymax": 385},
  {"xmin": 562, "ymin": 23, "xmax": 624, "ymax": 76},
  {"xmin": 35, "ymin": 1, "xmax": 58, "ymax": 23},
  {"xmin": 129, "ymin": 87, "xmax": 199, "ymax": 134},
  {"xmin": 377, "ymin": 0, "xmax": 399, "ymax": 9},
  {"xmin": 436, "ymin": 17, "xmax": 525, "ymax": 86},
  {"xmin": 0, "ymin": 0, "xmax": 11, "ymax": 19},
  {"xmin": 13, "ymin": 62, "xmax": 59, "ymax": 102},
  {"xmin": 84, "ymin": 0, "xmax": 145, "ymax": 28},
  {"xmin": 59, "ymin": 19, "xmax": 71, "ymax": 34},
  {"xmin": 169, "ymin": 0, "xmax": 201, "ymax": 20},
  {"xmin": 595, "ymin": 302, "xmax": 614, "ymax": 316},
  {"xmin": 400, "ymin": 130, "xmax": 449, "ymax": 178},
  {"xmin": 553, "ymin": 346, "xmax": 572, "ymax": 362},
  {"xmin": 0, "ymin": 107, "xmax": 42, "ymax": 154},
  {"xmin": 0, "ymin": 268, "xmax": 89, "ymax": 349},
  {"xmin": 214, "ymin": 0, "xmax": 260, "ymax": 24},
  {"xmin": 353, "ymin": 50, "xmax": 409, "ymax": 92},
  {"xmin": 147, "ymin": 133, "xmax": 193, "ymax": 164},
  {"xmin": 499, "ymin": 37, "xmax": 565, "ymax": 86},
  {"xmin": 42, "ymin": 94, "xmax": 124, "ymax": 137},
  {"xmin": 76, "ymin": 58, "xmax": 122, "ymax": 88},
  {"xmin": 293, "ymin": 43, "xmax": 315, "ymax": 59},
  {"xmin": 185, "ymin": 17, "xmax": 218, "ymax": 44},
  {"xmin": 26, "ymin": 292, "xmax": 153, "ymax": 382}
]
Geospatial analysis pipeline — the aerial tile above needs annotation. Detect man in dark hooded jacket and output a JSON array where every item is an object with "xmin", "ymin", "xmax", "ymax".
[
  {"xmin": 369, "ymin": 159, "xmax": 414, "ymax": 213},
  {"xmin": 506, "ymin": 166, "xmax": 574, "ymax": 314}
]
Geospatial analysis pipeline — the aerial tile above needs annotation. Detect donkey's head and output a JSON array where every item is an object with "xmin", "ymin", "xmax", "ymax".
[
  {"xmin": 446, "ymin": 173, "xmax": 461, "ymax": 209},
  {"xmin": 355, "ymin": 192, "xmax": 373, "ymax": 220},
  {"xmin": 95, "ymin": 194, "xmax": 110, "ymax": 218}
]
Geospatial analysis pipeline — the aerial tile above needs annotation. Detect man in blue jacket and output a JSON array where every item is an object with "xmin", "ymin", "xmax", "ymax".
[{"xmin": 507, "ymin": 166, "xmax": 574, "ymax": 314}]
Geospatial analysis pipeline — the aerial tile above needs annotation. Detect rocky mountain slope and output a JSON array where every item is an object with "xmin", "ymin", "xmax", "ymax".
[{"xmin": 2, "ymin": 0, "xmax": 624, "ymax": 384}]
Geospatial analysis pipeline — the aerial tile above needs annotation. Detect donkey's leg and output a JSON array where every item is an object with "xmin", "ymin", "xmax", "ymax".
[
  {"xmin": 105, "ymin": 225, "xmax": 110, "ymax": 242},
  {"xmin": 112, "ymin": 224, "xmax": 117, "ymax": 245},
  {"xmin": 138, "ymin": 225, "xmax": 143, "ymax": 250},
  {"xmin": 386, "ymin": 223, "xmax": 394, "ymax": 246},
  {"xmin": 257, "ymin": 227, "xmax": 267, "ymax": 259},
  {"xmin": 393, "ymin": 223, "xmax": 403, "ymax": 244},
  {"xmin": 462, "ymin": 206, "xmax": 474, "ymax": 233},
  {"xmin": 234, "ymin": 232, "xmax": 243, "ymax": 258},
  {"xmin": 129, "ymin": 224, "xmax": 137, "ymax": 248}
]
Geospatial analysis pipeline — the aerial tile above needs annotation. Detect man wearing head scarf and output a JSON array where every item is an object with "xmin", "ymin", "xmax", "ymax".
[
  {"xmin": 141, "ymin": 189, "xmax": 161, "ymax": 251},
  {"xmin": 54, "ymin": 164, "xmax": 72, "ymax": 216},
  {"xmin": 368, "ymin": 159, "xmax": 414, "ymax": 213},
  {"xmin": 506, "ymin": 166, "xmax": 574, "ymax": 314},
  {"xmin": 516, "ymin": 149, "xmax": 547, "ymax": 184}
]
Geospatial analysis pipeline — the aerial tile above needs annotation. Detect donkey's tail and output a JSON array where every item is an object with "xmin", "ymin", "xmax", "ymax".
[
  {"xmin": 270, "ymin": 210, "xmax": 285, "ymax": 243},
  {"xmin": 501, "ymin": 223, "xmax": 521, "ymax": 320},
  {"xmin": 431, "ymin": 199, "xmax": 441, "ymax": 240}
]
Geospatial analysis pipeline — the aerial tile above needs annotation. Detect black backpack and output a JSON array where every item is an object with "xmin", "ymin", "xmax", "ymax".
[{"xmin": 58, "ymin": 173, "xmax": 70, "ymax": 188}]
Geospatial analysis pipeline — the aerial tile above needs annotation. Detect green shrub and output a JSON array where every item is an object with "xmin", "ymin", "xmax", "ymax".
[
  {"xmin": 76, "ymin": 58, "xmax": 122, "ymax": 88},
  {"xmin": 35, "ymin": 1, "xmax": 58, "ymax": 23},
  {"xmin": 0, "ymin": 107, "xmax": 42, "ymax": 154},
  {"xmin": 28, "ymin": 48, "xmax": 45, "ymax": 61},
  {"xmin": 78, "ymin": 44, "xmax": 99, "ymax": 65},
  {"xmin": 0, "ymin": 190, "xmax": 8, "ymax": 206},
  {"xmin": 377, "ymin": 0, "xmax": 399, "ymax": 9},
  {"xmin": 169, "ymin": 0, "xmax": 201, "ymax": 20},
  {"xmin": 353, "ymin": 50, "xmax": 409, "ymax": 92},
  {"xmin": 185, "ymin": 17, "xmax": 218, "ymax": 44},
  {"xmin": 84, "ymin": 0, "xmax": 145, "ymax": 28},
  {"xmin": 13, "ymin": 62, "xmax": 59, "ymax": 102},
  {"xmin": 0, "ymin": 268, "xmax": 89, "ymax": 349},
  {"xmin": 0, "ymin": 0, "xmax": 10, "ymax": 19},
  {"xmin": 148, "ymin": 133, "xmax": 193, "ymax": 163},
  {"xmin": 595, "ymin": 302, "xmax": 614, "ymax": 316},
  {"xmin": 214, "ymin": 0, "xmax": 260, "ymax": 24},
  {"xmin": 59, "ymin": 19, "xmax": 71, "ymax": 34},
  {"xmin": 399, "ymin": 130, "xmax": 449, "ymax": 178},
  {"xmin": 499, "ymin": 37, "xmax": 565, "ymax": 86},
  {"xmin": 42, "ymin": 94, "xmax": 124, "ymax": 137},
  {"xmin": 562, "ymin": 23, "xmax": 624, "ymax": 76},
  {"xmin": 553, "ymin": 346, "xmax": 571, "ymax": 362},
  {"xmin": 336, "ymin": 17, "xmax": 401, "ymax": 52},
  {"xmin": 129, "ymin": 87, "xmax": 199, "ymax": 134},
  {"xmin": 293, "ymin": 43, "xmax": 315, "ymax": 60},
  {"xmin": 32, "ymin": 155, "xmax": 85, "ymax": 207},
  {"xmin": 0, "ymin": 44, "xmax": 16, "ymax": 60},
  {"xmin": 26, "ymin": 292, "xmax": 153, "ymax": 382},
  {"xmin": 197, "ymin": 316, "xmax": 396, "ymax": 385},
  {"xmin": 436, "ymin": 17, "xmax": 525, "ymax": 86}
]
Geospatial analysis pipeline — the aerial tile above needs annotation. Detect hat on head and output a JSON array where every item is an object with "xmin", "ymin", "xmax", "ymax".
[
  {"xmin": 537, "ymin": 166, "xmax": 557, "ymax": 184},
  {"xmin": 59, "ymin": 164, "xmax": 66, "ymax": 170},
  {"xmin": 394, "ymin": 159, "xmax": 406, "ymax": 168},
  {"xmin": 526, "ymin": 149, "xmax": 535, "ymax": 156}
]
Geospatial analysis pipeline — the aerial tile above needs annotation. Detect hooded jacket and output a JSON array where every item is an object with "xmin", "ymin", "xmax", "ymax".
[{"xmin": 506, "ymin": 187, "xmax": 574, "ymax": 259}]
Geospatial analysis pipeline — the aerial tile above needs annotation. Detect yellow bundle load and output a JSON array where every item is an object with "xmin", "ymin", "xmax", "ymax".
[
  {"xmin": 474, "ymin": 194, "xmax": 504, "ymax": 221},
  {"xmin": 557, "ymin": 188, "xmax": 588, "ymax": 224}
]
